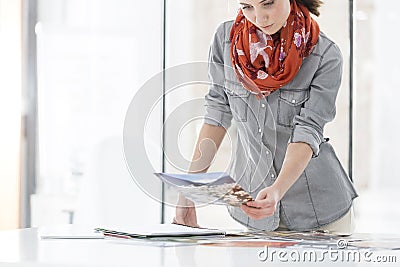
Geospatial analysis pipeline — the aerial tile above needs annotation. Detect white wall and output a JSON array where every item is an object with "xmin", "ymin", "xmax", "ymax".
[{"xmin": 0, "ymin": 0, "xmax": 22, "ymax": 230}]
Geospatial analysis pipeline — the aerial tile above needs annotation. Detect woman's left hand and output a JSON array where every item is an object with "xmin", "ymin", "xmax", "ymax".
[{"xmin": 241, "ymin": 186, "xmax": 282, "ymax": 220}]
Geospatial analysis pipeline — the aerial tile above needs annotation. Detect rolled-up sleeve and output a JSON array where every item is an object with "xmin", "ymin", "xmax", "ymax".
[
  {"xmin": 290, "ymin": 43, "xmax": 343, "ymax": 157},
  {"xmin": 203, "ymin": 23, "xmax": 233, "ymax": 129}
]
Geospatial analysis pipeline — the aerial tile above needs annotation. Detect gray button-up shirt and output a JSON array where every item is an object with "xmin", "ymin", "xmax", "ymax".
[{"xmin": 204, "ymin": 21, "xmax": 358, "ymax": 231}]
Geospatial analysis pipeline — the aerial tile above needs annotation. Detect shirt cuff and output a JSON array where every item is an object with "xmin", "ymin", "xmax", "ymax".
[
  {"xmin": 289, "ymin": 124, "xmax": 323, "ymax": 157},
  {"xmin": 204, "ymin": 107, "xmax": 232, "ymax": 129}
]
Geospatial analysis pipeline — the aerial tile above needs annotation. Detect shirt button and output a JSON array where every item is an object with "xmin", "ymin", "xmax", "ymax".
[
  {"xmin": 291, "ymin": 99, "xmax": 296, "ymax": 103},
  {"xmin": 266, "ymin": 151, "xmax": 269, "ymax": 155},
  {"xmin": 261, "ymin": 103, "xmax": 266, "ymax": 108},
  {"xmin": 271, "ymin": 174, "xmax": 275, "ymax": 178},
  {"xmin": 258, "ymin": 128, "xmax": 262, "ymax": 133}
]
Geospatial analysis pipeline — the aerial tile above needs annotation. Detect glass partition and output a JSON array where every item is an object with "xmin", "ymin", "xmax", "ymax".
[
  {"xmin": 353, "ymin": 0, "xmax": 400, "ymax": 233},
  {"xmin": 34, "ymin": 0, "xmax": 163, "ymax": 226}
]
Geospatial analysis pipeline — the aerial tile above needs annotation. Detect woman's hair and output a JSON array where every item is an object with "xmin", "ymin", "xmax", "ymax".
[{"xmin": 292, "ymin": 0, "xmax": 323, "ymax": 16}]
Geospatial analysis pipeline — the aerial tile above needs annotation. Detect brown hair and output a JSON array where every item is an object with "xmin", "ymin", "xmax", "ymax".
[{"xmin": 291, "ymin": 0, "xmax": 323, "ymax": 16}]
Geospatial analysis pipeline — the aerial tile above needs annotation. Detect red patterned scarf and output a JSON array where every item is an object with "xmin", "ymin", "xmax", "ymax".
[{"xmin": 230, "ymin": 1, "xmax": 320, "ymax": 98}]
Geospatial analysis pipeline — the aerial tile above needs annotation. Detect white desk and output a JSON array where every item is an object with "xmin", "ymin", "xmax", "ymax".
[{"xmin": 0, "ymin": 226, "xmax": 399, "ymax": 267}]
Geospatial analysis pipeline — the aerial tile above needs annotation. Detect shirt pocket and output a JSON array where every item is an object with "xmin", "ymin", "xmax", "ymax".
[
  {"xmin": 277, "ymin": 88, "xmax": 310, "ymax": 127},
  {"xmin": 224, "ymin": 79, "xmax": 251, "ymax": 122}
]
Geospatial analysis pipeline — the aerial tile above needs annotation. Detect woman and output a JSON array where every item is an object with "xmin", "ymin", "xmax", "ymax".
[{"xmin": 174, "ymin": 0, "xmax": 358, "ymax": 233}]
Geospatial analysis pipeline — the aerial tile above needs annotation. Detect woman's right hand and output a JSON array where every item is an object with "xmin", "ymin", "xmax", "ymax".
[{"xmin": 173, "ymin": 194, "xmax": 200, "ymax": 228}]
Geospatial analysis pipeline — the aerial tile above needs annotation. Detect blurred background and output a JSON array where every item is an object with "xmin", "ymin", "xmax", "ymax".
[{"xmin": 0, "ymin": 0, "xmax": 399, "ymax": 233}]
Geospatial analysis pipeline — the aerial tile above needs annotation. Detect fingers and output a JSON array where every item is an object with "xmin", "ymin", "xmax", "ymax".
[
  {"xmin": 241, "ymin": 204, "xmax": 275, "ymax": 219},
  {"xmin": 241, "ymin": 195, "xmax": 277, "ymax": 219},
  {"xmin": 246, "ymin": 198, "xmax": 276, "ymax": 209},
  {"xmin": 174, "ymin": 206, "xmax": 200, "ymax": 228},
  {"xmin": 193, "ymin": 223, "xmax": 201, "ymax": 228},
  {"xmin": 255, "ymin": 189, "xmax": 268, "ymax": 201},
  {"xmin": 247, "ymin": 187, "xmax": 276, "ymax": 208},
  {"xmin": 172, "ymin": 217, "xmax": 201, "ymax": 228}
]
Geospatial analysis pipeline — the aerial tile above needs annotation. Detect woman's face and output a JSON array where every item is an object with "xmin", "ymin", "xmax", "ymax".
[{"xmin": 238, "ymin": 0, "xmax": 291, "ymax": 35}]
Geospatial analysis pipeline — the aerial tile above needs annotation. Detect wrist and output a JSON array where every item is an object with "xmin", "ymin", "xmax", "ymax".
[{"xmin": 270, "ymin": 181, "xmax": 288, "ymax": 201}]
